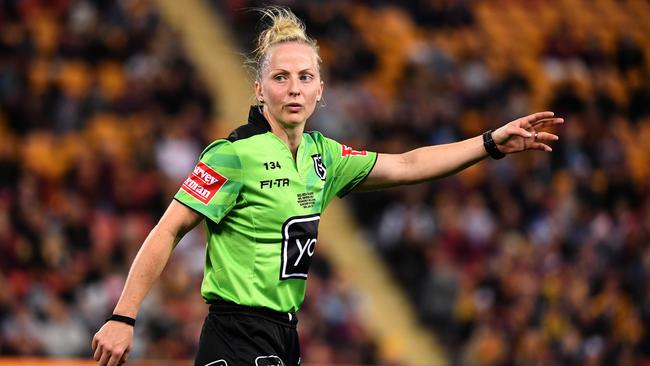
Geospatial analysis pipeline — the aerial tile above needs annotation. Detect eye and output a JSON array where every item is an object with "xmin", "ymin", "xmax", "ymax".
[
  {"xmin": 300, "ymin": 74, "xmax": 314, "ymax": 82},
  {"xmin": 273, "ymin": 74, "xmax": 287, "ymax": 81}
]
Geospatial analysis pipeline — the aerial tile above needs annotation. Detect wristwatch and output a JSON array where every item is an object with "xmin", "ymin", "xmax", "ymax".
[{"xmin": 483, "ymin": 129, "xmax": 505, "ymax": 160}]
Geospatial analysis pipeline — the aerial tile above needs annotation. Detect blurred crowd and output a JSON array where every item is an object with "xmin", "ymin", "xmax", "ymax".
[
  {"xmin": 222, "ymin": 0, "xmax": 650, "ymax": 365},
  {"xmin": 2, "ymin": 0, "xmax": 650, "ymax": 365},
  {"xmin": 0, "ymin": 0, "xmax": 376, "ymax": 363}
]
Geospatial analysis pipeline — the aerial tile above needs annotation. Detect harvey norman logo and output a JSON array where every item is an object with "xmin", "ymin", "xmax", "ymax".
[
  {"xmin": 341, "ymin": 144, "xmax": 367, "ymax": 157},
  {"xmin": 181, "ymin": 162, "xmax": 227, "ymax": 204}
]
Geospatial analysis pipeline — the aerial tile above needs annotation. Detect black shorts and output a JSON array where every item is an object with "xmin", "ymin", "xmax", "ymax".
[{"xmin": 194, "ymin": 299, "xmax": 301, "ymax": 366}]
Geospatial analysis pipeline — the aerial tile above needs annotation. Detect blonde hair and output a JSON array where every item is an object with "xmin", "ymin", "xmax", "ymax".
[{"xmin": 250, "ymin": 7, "xmax": 320, "ymax": 81}]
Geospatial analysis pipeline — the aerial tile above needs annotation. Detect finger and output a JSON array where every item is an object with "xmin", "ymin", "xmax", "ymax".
[
  {"xmin": 92, "ymin": 336, "xmax": 98, "ymax": 353},
  {"xmin": 526, "ymin": 111, "xmax": 555, "ymax": 122},
  {"xmin": 93, "ymin": 344, "xmax": 103, "ymax": 361},
  {"xmin": 512, "ymin": 127, "xmax": 533, "ymax": 138},
  {"xmin": 531, "ymin": 142, "xmax": 552, "ymax": 152},
  {"xmin": 521, "ymin": 111, "xmax": 555, "ymax": 127},
  {"xmin": 119, "ymin": 350, "xmax": 130, "ymax": 365},
  {"xmin": 99, "ymin": 350, "xmax": 111, "ymax": 366},
  {"xmin": 531, "ymin": 117, "xmax": 564, "ymax": 128},
  {"xmin": 108, "ymin": 350, "xmax": 124, "ymax": 366},
  {"xmin": 535, "ymin": 132, "xmax": 559, "ymax": 142}
]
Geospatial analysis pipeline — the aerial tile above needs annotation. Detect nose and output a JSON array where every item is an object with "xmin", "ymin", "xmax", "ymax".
[{"xmin": 288, "ymin": 76, "xmax": 300, "ymax": 96}]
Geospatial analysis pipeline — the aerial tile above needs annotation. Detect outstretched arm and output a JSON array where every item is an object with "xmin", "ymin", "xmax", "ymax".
[
  {"xmin": 91, "ymin": 200, "xmax": 203, "ymax": 366},
  {"xmin": 357, "ymin": 112, "xmax": 563, "ymax": 190}
]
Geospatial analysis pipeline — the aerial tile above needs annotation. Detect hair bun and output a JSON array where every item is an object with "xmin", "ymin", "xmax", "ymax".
[{"xmin": 250, "ymin": 7, "xmax": 320, "ymax": 80}]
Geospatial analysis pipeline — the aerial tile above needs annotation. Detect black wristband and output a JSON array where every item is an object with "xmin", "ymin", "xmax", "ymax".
[
  {"xmin": 106, "ymin": 314, "xmax": 136, "ymax": 326},
  {"xmin": 483, "ymin": 129, "xmax": 505, "ymax": 160}
]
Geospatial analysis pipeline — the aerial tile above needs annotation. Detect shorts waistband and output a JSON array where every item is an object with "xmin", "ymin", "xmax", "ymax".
[{"xmin": 208, "ymin": 298, "xmax": 298, "ymax": 327}]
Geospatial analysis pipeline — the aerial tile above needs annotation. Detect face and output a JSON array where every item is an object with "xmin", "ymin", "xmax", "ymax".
[{"xmin": 255, "ymin": 42, "xmax": 323, "ymax": 128}]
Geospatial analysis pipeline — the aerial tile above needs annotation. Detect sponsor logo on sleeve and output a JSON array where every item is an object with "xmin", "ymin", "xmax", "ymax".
[
  {"xmin": 341, "ymin": 144, "xmax": 367, "ymax": 157},
  {"xmin": 181, "ymin": 162, "xmax": 227, "ymax": 204}
]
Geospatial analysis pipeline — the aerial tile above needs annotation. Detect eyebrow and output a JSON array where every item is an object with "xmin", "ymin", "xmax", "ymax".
[{"xmin": 270, "ymin": 68, "xmax": 316, "ymax": 73}]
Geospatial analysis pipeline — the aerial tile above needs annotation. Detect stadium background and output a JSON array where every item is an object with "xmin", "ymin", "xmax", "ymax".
[{"xmin": 1, "ymin": 0, "xmax": 649, "ymax": 365}]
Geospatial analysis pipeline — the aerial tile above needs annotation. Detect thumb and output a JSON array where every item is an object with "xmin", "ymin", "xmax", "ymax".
[{"xmin": 513, "ymin": 127, "xmax": 533, "ymax": 138}]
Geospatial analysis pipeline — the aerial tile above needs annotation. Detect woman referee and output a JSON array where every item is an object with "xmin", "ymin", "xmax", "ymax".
[{"xmin": 91, "ymin": 6, "xmax": 563, "ymax": 366}]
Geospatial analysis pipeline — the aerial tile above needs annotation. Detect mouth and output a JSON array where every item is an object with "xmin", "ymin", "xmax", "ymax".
[{"xmin": 285, "ymin": 103, "xmax": 303, "ymax": 112}]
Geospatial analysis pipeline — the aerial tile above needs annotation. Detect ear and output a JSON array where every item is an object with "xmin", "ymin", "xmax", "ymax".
[
  {"xmin": 317, "ymin": 80, "xmax": 324, "ymax": 101},
  {"xmin": 255, "ymin": 81, "xmax": 263, "ymax": 103}
]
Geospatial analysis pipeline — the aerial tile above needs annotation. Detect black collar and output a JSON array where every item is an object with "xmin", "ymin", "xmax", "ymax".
[
  {"xmin": 248, "ymin": 105, "xmax": 272, "ymax": 131},
  {"xmin": 227, "ymin": 106, "xmax": 272, "ymax": 142}
]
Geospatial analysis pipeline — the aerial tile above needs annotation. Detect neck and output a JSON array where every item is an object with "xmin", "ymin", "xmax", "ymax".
[{"xmin": 263, "ymin": 109, "xmax": 304, "ymax": 157}]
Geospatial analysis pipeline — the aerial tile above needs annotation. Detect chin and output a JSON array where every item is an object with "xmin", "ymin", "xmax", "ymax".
[{"xmin": 282, "ymin": 113, "xmax": 308, "ymax": 126}]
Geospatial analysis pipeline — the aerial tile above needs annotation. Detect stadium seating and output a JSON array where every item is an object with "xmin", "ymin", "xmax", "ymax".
[
  {"xmin": 0, "ymin": 0, "xmax": 377, "ymax": 363},
  {"xmin": 2, "ymin": 0, "xmax": 649, "ymax": 364},
  {"xmin": 221, "ymin": 0, "xmax": 650, "ymax": 364}
]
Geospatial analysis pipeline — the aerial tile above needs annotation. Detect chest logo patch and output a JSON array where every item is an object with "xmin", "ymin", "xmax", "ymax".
[
  {"xmin": 181, "ymin": 161, "xmax": 227, "ymax": 204},
  {"xmin": 311, "ymin": 154, "xmax": 327, "ymax": 181},
  {"xmin": 280, "ymin": 215, "xmax": 320, "ymax": 280}
]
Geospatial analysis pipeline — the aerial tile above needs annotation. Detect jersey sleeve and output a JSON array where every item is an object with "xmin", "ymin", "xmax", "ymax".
[
  {"xmin": 321, "ymin": 135, "xmax": 378, "ymax": 202},
  {"xmin": 174, "ymin": 140, "xmax": 243, "ymax": 224}
]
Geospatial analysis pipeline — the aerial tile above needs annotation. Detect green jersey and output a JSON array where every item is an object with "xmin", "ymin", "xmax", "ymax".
[{"xmin": 174, "ymin": 107, "xmax": 377, "ymax": 312}]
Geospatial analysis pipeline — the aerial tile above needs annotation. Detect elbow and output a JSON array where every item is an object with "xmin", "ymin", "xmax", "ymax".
[
  {"xmin": 397, "ymin": 152, "xmax": 419, "ymax": 185},
  {"xmin": 148, "ymin": 223, "xmax": 182, "ymax": 249}
]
